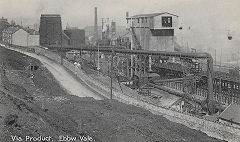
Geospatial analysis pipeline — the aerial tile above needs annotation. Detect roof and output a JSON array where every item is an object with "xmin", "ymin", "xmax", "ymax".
[
  {"xmin": 3, "ymin": 26, "xmax": 20, "ymax": 34},
  {"xmin": 41, "ymin": 14, "xmax": 61, "ymax": 17},
  {"xmin": 3, "ymin": 26, "xmax": 39, "ymax": 35},
  {"xmin": 25, "ymin": 28, "xmax": 39, "ymax": 35},
  {"xmin": 219, "ymin": 104, "xmax": 240, "ymax": 125},
  {"xmin": 62, "ymin": 32, "xmax": 70, "ymax": 39},
  {"xmin": 130, "ymin": 12, "xmax": 178, "ymax": 18}
]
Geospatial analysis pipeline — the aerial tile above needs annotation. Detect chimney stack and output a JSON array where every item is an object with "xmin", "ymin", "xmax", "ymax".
[
  {"xmin": 94, "ymin": 7, "xmax": 98, "ymax": 42},
  {"xmin": 126, "ymin": 12, "xmax": 129, "ymax": 18}
]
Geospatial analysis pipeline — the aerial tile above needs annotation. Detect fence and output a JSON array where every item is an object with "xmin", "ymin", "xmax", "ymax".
[{"xmin": 5, "ymin": 45, "xmax": 240, "ymax": 142}]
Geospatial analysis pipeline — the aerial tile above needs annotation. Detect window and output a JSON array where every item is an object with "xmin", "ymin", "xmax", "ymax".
[
  {"xmin": 145, "ymin": 18, "xmax": 148, "ymax": 23},
  {"xmin": 137, "ymin": 18, "xmax": 140, "ymax": 23},
  {"xmin": 142, "ymin": 18, "xmax": 144, "ymax": 23},
  {"xmin": 162, "ymin": 16, "xmax": 172, "ymax": 27},
  {"xmin": 127, "ymin": 19, "xmax": 129, "ymax": 23}
]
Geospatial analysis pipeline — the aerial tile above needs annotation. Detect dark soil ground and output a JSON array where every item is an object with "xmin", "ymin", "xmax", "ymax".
[{"xmin": 0, "ymin": 47, "xmax": 225, "ymax": 142}]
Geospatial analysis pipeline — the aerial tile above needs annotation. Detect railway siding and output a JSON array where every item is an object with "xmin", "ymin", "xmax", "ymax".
[
  {"xmin": 4, "ymin": 45, "xmax": 240, "ymax": 142},
  {"xmin": 31, "ymin": 46, "xmax": 240, "ymax": 142}
]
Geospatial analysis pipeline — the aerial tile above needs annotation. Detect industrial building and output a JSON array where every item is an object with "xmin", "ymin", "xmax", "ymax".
[
  {"xmin": 39, "ymin": 14, "xmax": 69, "ymax": 46},
  {"xmin": 64, "ymin": 29, "xmax": 85, "ymax": 46},
  {"xmin": 126, "ymin": 12, "xmax": 179, "ymax": 51}
]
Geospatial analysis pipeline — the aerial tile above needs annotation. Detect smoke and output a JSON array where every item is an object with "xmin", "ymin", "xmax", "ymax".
[{"xmin": 0, "ymin": 0, "xmax": 239, "ymax": 60}]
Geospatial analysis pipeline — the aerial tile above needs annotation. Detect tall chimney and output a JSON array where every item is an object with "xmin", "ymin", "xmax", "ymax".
[
  {"xmin": 94, "ymin": 7, "xmax": 98, "ymax": 42},
  {"xmin": 126, "ymin": 12, "xmax": 129, "ymax": 18}
]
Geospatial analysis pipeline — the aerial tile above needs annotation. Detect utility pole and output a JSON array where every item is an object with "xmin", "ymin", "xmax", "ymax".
[
  {"xmin": 219, "ymin": 77, "xmax": 222, "ymax": 98},
  {"xmin": 27, "ymin": 33, "xmax": 29, "ymax": 47},
  {"xmin": 97, "ymin": 42, "xmax": 100, "ymax": 75},
  {"xmin": 110, "ymin": 47, "xmax": 114, "ymax": 99},
  {"xmin": 102, "ymin": 18, "xmax": 104, "ymax": 40}
]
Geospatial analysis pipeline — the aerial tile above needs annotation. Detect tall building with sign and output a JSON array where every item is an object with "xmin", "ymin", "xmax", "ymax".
[{"xmin": 126, "ymin": 12, "xmax": 178, "ymax": 51}]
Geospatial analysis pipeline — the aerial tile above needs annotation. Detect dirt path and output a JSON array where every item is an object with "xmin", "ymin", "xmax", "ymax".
[{"xmin": 9, "ymin": 49, "xmax": 104, "ymax": 100}]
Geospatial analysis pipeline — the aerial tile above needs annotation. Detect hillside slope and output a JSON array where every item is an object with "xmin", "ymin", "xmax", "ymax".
[{"xmin": 0, "ymin": 47, "xmax": 225, "ymax": 142}]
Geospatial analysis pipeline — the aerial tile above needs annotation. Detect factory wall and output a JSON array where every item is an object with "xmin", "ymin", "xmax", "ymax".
[
  {"xmin": 39, "ymin": 15, "xmax": 62, "ymax": 46},
  {"xmin": 12, "ymin": 29, "xmax": 28, "ymax": 46},
  {"xmin": 149, "ymin": 36, "xmax": 174, "ymax": 51},
  {"xmin": 132, "ymin": 28, "xmax": 174, "ymax": 51},
  {"xmin": 64, "ymin": 29, "xmax": 85, "ymax": 47},
  {"xmin": 62, "ymin": 33, "xmax": 71, "ymax": 46},
  {"xmin": 128, "ymin": 14, "xmax": 177, "ymax": 52},
  {"xmin": 127, "ymin": 17, "xmax": 153, "ymax": 28},
  {"xmin": 133, "ymin": 28, "xmax": 151, "ymax": 50},
  {"xmin": 153, "ymin": 14, "xmax": 178, "ymax": 29},
  {"xmin": 28, "ymin": 35, "xmax": 39, "ymax": 46}
]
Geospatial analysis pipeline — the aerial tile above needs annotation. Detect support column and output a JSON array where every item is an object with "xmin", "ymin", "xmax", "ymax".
[
  {"xmin": 90, "ymin": 51, "xmax": 92, "ymax": 63},
  {"xmin": 207, "ymin": 57, "xmax": 214, "ymax": 114},
  {"xmin": 143, "ymin": 55, "xmax": 147, "ymax": 74},
  {"xmin": 130, "ymin": 37, "xmax": 134, "ymax": 79},
  {"xmin": 126, "ymin": 58, "xmax": 130, "ymax": 79},
  {"xmin": 149, "ymin": 55, "xmax": 152, "ymax": 71},
  {"xmin": 130, "ymin": 55, "xmax": 134, "ymax": 78},
  {"xmin": 110, "ymin": 49, "xmax": 114, "ymax": 99},
  {"xmin": 139, "ymin": 55, "xmax": 142, "ymax": 79},
  {"xmin": 93, "ymin": 51, "xmax": 96, "ymax": 65}
]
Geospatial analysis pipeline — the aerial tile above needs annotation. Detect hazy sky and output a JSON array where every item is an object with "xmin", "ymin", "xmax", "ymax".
[
  {"xmin": 0, "ymin": 0, "xmax": 239, "ymax": 29},
  {"xmin": 0, "ymin": 0, "xmax": 239, "ymax": 61}
]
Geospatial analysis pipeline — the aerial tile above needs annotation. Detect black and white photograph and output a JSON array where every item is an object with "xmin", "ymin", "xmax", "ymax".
[{"xmin": 0, "ymin": 0, "xmax": 239, "ymax": 141}]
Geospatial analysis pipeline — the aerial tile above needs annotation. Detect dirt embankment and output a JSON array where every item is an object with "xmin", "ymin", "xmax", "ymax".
[{"xmin": 0, "ymin": 47, "xmax": 225, "ymax": 142}]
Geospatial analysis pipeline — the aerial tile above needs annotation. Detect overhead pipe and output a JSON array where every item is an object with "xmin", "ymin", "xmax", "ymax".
[{"xmin": 49, "ymin": 45, "xmax": 214, "ymax": 113}]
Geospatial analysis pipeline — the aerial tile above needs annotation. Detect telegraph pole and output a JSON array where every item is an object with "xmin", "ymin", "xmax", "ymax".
[
  {"xmin": 110, "ymin": 47, "xmax": 114, "ymax": 99},
  {"xmin": 102, "ymin": 18, "xmax": 104, "ymax": 40},
  {"xmin": 97, "ymin": 42, "xmax": 100, "ymax": 75}
]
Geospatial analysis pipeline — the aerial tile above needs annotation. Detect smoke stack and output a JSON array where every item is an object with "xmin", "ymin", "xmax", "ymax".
[
  {"xmin": 94, "ymin": 7, "xmax": 98, "ymax": 42},
  {"xmin": 111, "ymin": 21, "xmax": 116, "ymax": 34},
  {"xmin": 126, "ymin": 12, "xmax": 129, "ymax": 18}
]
